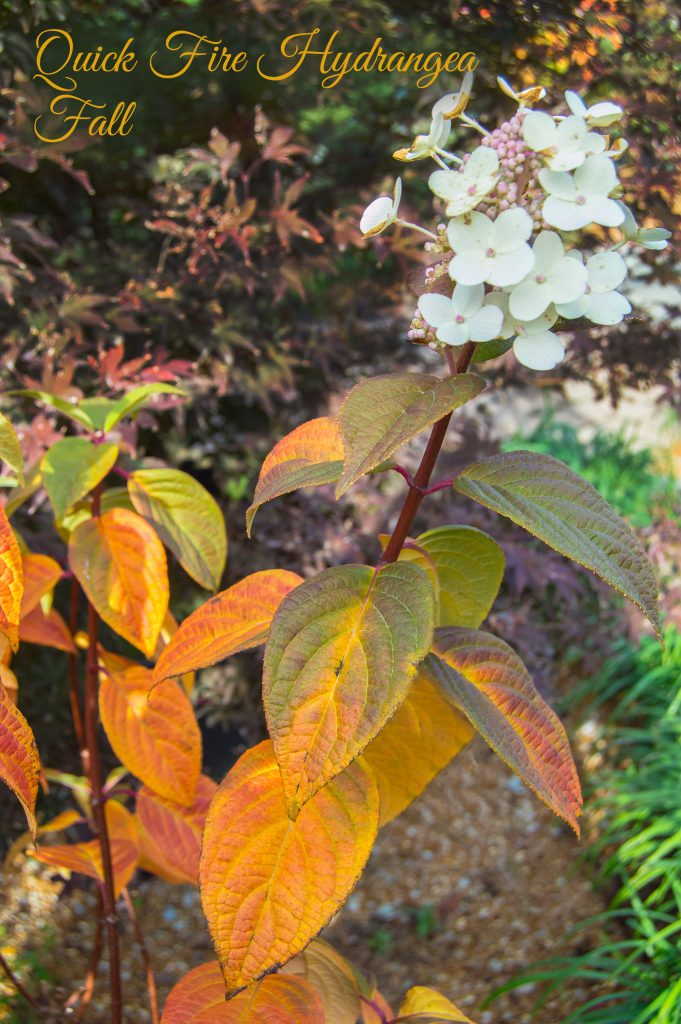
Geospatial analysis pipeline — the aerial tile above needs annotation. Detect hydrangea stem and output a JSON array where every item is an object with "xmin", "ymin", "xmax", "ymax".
[{"xmin": 379, "ymin": 341, "xmax": 475, "ymax": 565}]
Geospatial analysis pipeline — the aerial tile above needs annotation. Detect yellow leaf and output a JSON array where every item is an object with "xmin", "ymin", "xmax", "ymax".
[
  {"xmin": 19, "ymin": 552, "xmax": 63, "ymax": 619},
  {"xmin": 69, "ymin": 508, "xmax": 168, "ymax": 658},
  {"xmin": 363, "ymin": 672, "xmax": 475, "ymax": 826},
  {"xmin": 398, "ymin": 985, "xmax": 476, "ymax": 1022},
  {"xmin": 0, "ymin": 506, "xmax": 23, "ymax": 652},
  {"xmin": 0, "ymin": 679, "xmax": 39, "ymax": 837},
  {"xmin": 199, "ymin": 741, "xmax": 379, "ymax": 997}
]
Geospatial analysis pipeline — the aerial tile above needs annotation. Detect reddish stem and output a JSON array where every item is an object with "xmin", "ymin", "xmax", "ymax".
[
  {"xmin": 123, "ymin": 888, "xmax": 159, "ymax": 1024},
  {"xmin": 68, "ymin": 580, "xmax": 88, "ymax": 773},
  {"xmin": 83, "ymin": 485, "xmax": 123, "ymax": 1024},
  {"xmin": 380, "ymin": 341, "xmax": 476, "ymax": 565},
  {"xmin": 0, "ymin": 950, "xmax": 36, "ymax": 1009}
]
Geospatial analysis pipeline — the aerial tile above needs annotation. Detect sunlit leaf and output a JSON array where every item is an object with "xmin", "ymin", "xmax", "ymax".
[
  {"xmin": 397, "ymin": 985, "xmax": 475, "ymax": 1022},
  {"xmin": 42, "ymin": 438, "xmax": 119, "ymax": 522},
  {"xmin": 363, "ymin": 672, "xmax": 475, "ymax": 826},
  {"xmin": 0, "ymin": 505, "xmax": 23, "ymax": 651},
  {"xmin": 285, "ymin": 940, "xmax": 364, "ymax": 1024},
  {"xmin": 6, "ymin": 390, "xmax": 94, "ymax": 429},
  {"xmin": 128, "ymin": 468, "xmax": 227, "ymax": 591},
  {"xmin": 246, "ymin": 417, "xmax": 344, "ymax": 535},
  {"xmin": 4, "ymin": 461, "xmax": 43, "ymax": 519},
  {"xmin": 453, "ymin": 451, "xmax": 661, "ymax": 638},
  {"xmin": 0, "ymin": 680, "xmax": 39, "ymax": 837},
  {"xmin": 19, "ymin": 552, "xmax": 63, "ymax": 619},
  {"xmin": 32, "ymin": 801, "xmax": 139, "ymax": 896},
  {"xmin": 99, "ymin": 658, "xmax": 200, "ymax": 805},
  {"xmin": 200, "ymin": 741, "xmax": 379, "ymax": 996},
  {"xmin": 160, "ymin": 962, "xmax": 324, "ymax": 1023},
  {"xmin": 69, "ymin": 508, "xmax": 168, "ymax": 657},
  {"xmin": 18, "ymin": 605, "xmax": 76, "ymax": 653},
  {"xmin": 0, "ymin": 412, "xmax": 24, "ymax": 484},
  {"xmin": 336, "ymin": 372, "xmax": 485, "ymax": 497},
  {"xmin": 136, "ymin": 774, "xmax": 216, "ymax": 884},
  {"xmin": 153, "ymin": 570, "xmax": 303, "ymax": 685},
  {"xmin": 426, "ymin": 627, "xmax": 582, "ymax": 833},
  {"xmin": 263, "ymin": 562, "xmax": 435, "ymax": 818},
  {"xmin": 103, "ymin": 383, "xmax": 186, "ymax": 432}
]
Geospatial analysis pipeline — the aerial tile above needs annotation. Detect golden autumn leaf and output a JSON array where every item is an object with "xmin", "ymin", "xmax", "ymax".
[
  {"xmin": 284, "ymin": 940, "xmax": 364, "ymax": 1024},
  {"xmin": 0, "ymin": 664, "xmax": 18, "ymax": 703},
  {"xmin": 153, "ymin": 570, "xmax": 303, "ymax": 686},
  {"xmin": 69, "ymin": 508, "xmax": 169, "ymax": 658},
  {"xmin": 0, "ymin": 505, "xmax": 23, "ymax": 652},
  {"xmin": 136, "ymin": 774, "xmax": 217, "ymax": 884},
  {"xmin": 263, "ymin": 562, "xmax": 435, "ymax": 818},
  {"xmin": 0, "ymin": 679, "xmax": 40, "ymax": 837},
  {"xmin": 246, "ymin": 417, "xmax": 344, "ymax": 535},
  {"xmin": 19, "ymin": 552, "xmax": 63, "ymax": 619},
  {"xmin": 362, "ymin": 672, "xmax": 475, "ymax": 827},
  {"xmin": 199, "ymin": 741, "xmax": 379, "ymax": 997},
  {"xmin": 160, "ymin": 962, "xmax": 325, "ymax": 1023},
  {"xmin": 32, "ymin": 800, "xmax": 139, "ymax": 896},
  {"xmin": 397, "ymin": 985, "xmax": 475, "ymax": 1022},
  {"xmin": 18, "ymin": 605, "xmax": 76, "ymax": 654},
  {"xmin": 426, "ymin": 628, "xmax": 582, "ymax": 833},
  {"xmin": 0, "ymin": 411, "xmax": 24, "ymax": 485},
  {"xmin": 98, "ymin": 658, "xmax": 201, "ymax": 806}
]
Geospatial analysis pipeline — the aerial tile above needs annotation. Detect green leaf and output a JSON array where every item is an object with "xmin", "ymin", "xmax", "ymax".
[
  {"xmin": 77, "ymin": 398, "xmax": 119, "ymax": 430},
  {"xmin": 128, "ymin": 468, "xmax": 227, "ymax": 591},
  {"xmin": 336, "ymin": 372, "xmax": 485, "ymax": 497},
  {"xmin": 0, "ymin": 413, "xmax": 24, "ymax": 485},
  {"xmin": 453, "ymin": 450, "xmax": 661, "ymax": 639},
  {"xmin": 401, "ymin": 526, "xmax": 505, "ymax": 628},
  {"xmin": 425, "ymin": 627, "xmax": 582, "ymax": 833},
  {"xmin": 6, "ymin": 390, "xmax": 95, "ymax": 429},
  {"xmin": 103, "ymin": 384, "xmax": 186, "ymax": 432},
  {"xmin": 263, "ymin": 561, "xmax": 436, "ymax": 818},
  {"xmin": 4, "ymin": 462, "xmax": 42, "ymax": 519},
  {"xmin": 472, "ymin": 338, "xmax": 513, "ymax": 362},
  {"xmin": 42, "ymin": 439, "xmax": 119, "ymax": 522}
]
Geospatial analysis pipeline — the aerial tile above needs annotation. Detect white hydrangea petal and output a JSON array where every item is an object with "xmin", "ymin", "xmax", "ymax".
[
  {"xmin": 587, "ymin": 250, "xmax": 627, "ymax": 291},
  {"xmin": 492, "ymin": 206, "xmax": 533, "ymax": 252},
  {"xmin": 418, "ymin": 293, "xmax": 456, "ymax": 328},
  {"xmin": 522, "ymin": 111, "xmax": 556, "ymax": 151},
  {"xmin": 539, "ymin": 168, "xmax": 576, "ymax": 200},
  {"xmin": 543, "ymin": 196, "xmax": 591, "ymax": 231},
  {"xmin": 467, "ymin": 146, "xmax": 500, "ymax": 176},
  {"xmin": 547, "ymin": 150, "xmax": 586, "ymax": 172},
  {"xmin": 487, "ymin": 244, "xmax": 534, "ymax": 287},
  {"xmin": 639, "ymin": 228, "xmax": 672, "ymax": 251},
  {"xmin": 574, "ymin": 155, "xmax": 617, "ymax": 196},
  {"xmin": 619, "ymin": 203, "xmax": 638, "ymax": 239},
  {"xmin": 447, "ymin": 211, "xmax": 492, "ymax": 252},
  {"xmin": 451, "ymin": 283, "xmax": 484, "ymax": 316},
  {"xmin": 449, "ymin": 251, "xmax": 490, "ymax": 286},
  {"xmin": 555, "ymin": 296, "xmax": 589, "ymax": 319},
  {"xmin": 429, "ymin": 169, "xmax": 462, "ymax": 200},
  {"xmin": 513, "ymin": 331, "xmax": 565, "ymax": 370},
  {"xmin": 548, "ymin": 256, "xmax": 588, "ymax": 303},
  {"xmin": 467, "ymin": 304, "xmax": 504, "ymax": 342},
  {"xmin": 533, "ymin": 230, "xmax": 565, "ymax": 270},
  {"xmin": 584, "ymin": 196, "xmax": 626, "ymax": 228},
  {"xmin": 360, "ymin": 196, "xmax": 394, "ymax": 235},
  {"xmin": 446, "ymin": 192, "xmax": 486, "ymax": 217},
  {"xmin": 437, "ymin": 321, "xmax": 471, "ymax": 346},
  {"xmin": 565, "ymin": 90, "xmax": 588, "ymax": 118},
  {"xmin": 524, "ymin": 305, "xmax": 559, "ymax": 332},
  {"xmin": 556, "ymin": 115, "xmax": 588, "ymax": 148},
  {"xmin": 584, "ymin": 290, "xmax": 632, "ymax": 325},
  {"xmin": 483, "ymin": 292, "xmax": 514, "ymax": 338},
  {"xmin": 393, "ymin": 177, "xmax": 403, "ymax": 210},
  {"xmin": 587, "ymin": 102, "xmax": 623, "ymax": 127},
  {"xmin": 509, "ymin": 279, "xmax": 551, "ymax": 321},
  {"xmin": 582, "ymin": 132, "xmax": 606, "ymax": 156}
]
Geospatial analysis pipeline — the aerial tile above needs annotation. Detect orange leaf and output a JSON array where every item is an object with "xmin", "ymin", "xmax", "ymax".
[
  {"xmin": 427, "ymin": 628, "xmax": 582, "ymax": 833},
  {"xmin": 99, "ymin": 659, "xmax": 201, "ymax": 806},
  {"xmin": 153, "ymin": 570, "xmax": 303, "ymax": 686},
  {"xmin": 246, "ymin": 417, "xmax": 344, "ymax": 535},
  {"xmin": 18, "ymin": 605, "xmax": 76, "ymax": 654},
  {"xmin": 161, "ymin": 963, "xmax": 324, "ymax": 1023},
  {"xmin": 19, "ymin": 553, "xmax": 63, "ymax": 619},
  {"xmin": 32, "ymin": 801, "xmax": 139, "ymax": 896},
  {"xmin": 200, "ymin": 741, "xmax": 379, "ymax": 997},
  {"xmin": 69, "ymin": 508, "xmax": 169, "ymax": 657},
  {"xmin": 284, "ymin": 939, "xmax": 364, "ymax": 1024},
  {"xmin": 136, "ymin": 774, "xmax": 216, "ymax": 884},
  {"xmin": 0, "ymin": 664, "xmax": 18, "ymax": 703},
  {"xmin": 363, "ymin": 672, "xmax": 475, "ymax": 826},
  {"xmin": 0, "ymin": 679, "xmax": 39, "ymax": 837},
  {"xmin": 0, "ymin": 505, "xmax": 23, "ymax": 651}
]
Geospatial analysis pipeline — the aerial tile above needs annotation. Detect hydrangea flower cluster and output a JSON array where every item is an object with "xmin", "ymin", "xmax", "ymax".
[{"xmin": 360, "ymin": 76, "xmax": 671, "ymax": 371}]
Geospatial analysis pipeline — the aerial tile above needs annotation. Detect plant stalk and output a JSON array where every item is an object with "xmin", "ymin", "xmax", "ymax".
[
  {"xmin": 0, "ymin": 950, "xmax": 36, "ymax": 1009},
  {"xmin": 380, "ymin": 341, "xmax": 476, "ymax": 565},
  {"xmin": 83, "ymin": 486, "xmax": 123, "ymax": 1024}
]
